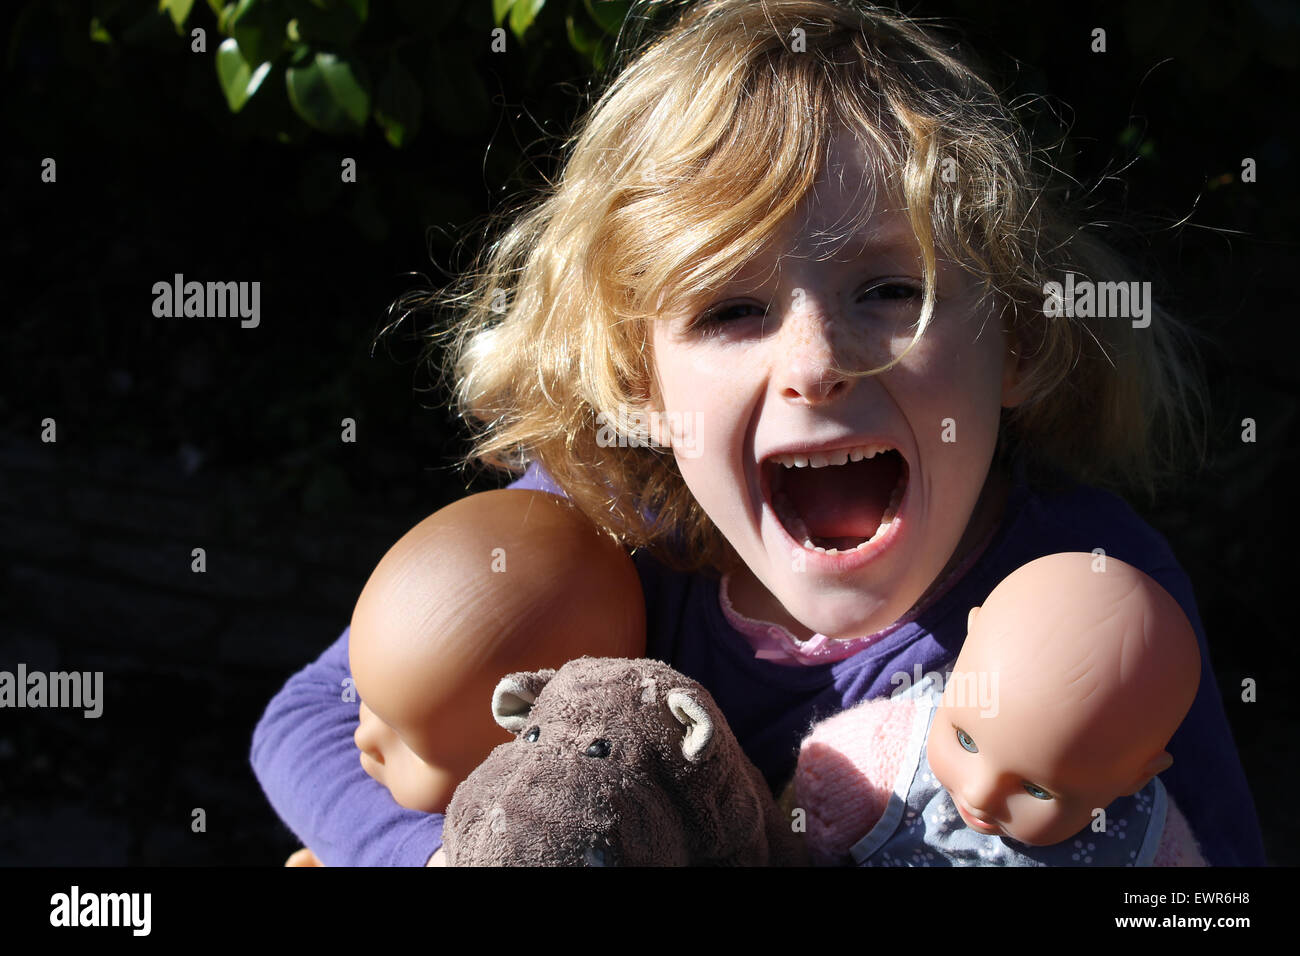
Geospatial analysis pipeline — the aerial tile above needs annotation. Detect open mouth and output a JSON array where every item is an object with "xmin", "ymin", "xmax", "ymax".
[{"xmin": 763, "ymin": 445, "xmax": 909, "ymax": 554}]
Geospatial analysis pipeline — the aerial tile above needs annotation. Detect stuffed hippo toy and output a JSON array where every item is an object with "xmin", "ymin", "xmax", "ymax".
[{"xmin": 442, "ymin": 657, "xmax": 805, "ymax": 866}]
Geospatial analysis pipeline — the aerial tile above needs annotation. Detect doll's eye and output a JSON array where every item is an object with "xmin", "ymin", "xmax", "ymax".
[
  {"xmin": 1023, "ymin": 782, "xmax": 1052, "ymax": 800},
  {"xmin": 584, "ymin": 739, "xmax": 611, "ymax": 758},
  {"xmin": 523, "ymin": 726, "xmax": 540, "ymax": 742},
  {"xmin": 955, "ymin": 728, "xmax": 978, "ymax": 753}
]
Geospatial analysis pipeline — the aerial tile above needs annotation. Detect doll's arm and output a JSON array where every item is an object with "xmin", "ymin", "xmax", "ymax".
[
  {"xmin": 249, "ymin": 626, "xmax": 443, "ymax": 866},
  {"xmin": 1152, "ymin": 795, "xmax": 1207, "ymax": 867},
  {"xmin": 792, "ymin": 696, "xmax": 915, "ymax": 865}
]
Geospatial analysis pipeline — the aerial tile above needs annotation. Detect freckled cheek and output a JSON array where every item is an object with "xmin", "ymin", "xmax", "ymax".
[{"xmin": 816, "ymin": 322, "xmax": 910, "ymax": 369}]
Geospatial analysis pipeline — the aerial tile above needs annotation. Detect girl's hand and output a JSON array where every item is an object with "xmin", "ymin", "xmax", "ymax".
[
  {"xmin": 284, "ymin": 847, "xmax": 325, "ymax": 867},
  {"xmin": 427, "ymin": 847, "xmax": 447, "ymax": 867}
]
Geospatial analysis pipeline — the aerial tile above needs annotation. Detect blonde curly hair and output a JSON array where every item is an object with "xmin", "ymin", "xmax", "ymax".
[{"xmin": 402, "ymin": 0, "xmax": 1207, "ymax": 575}]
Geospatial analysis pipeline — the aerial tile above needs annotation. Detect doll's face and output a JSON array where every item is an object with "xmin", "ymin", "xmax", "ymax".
[
  {"xmin": 355, "ymin": 701, "xmax": 457, "ymax": 814},
  {"xmin": 925, "ymin": 556, "xmax": 1197, "ymax": 846},
  {"xmin": 926, "ymin": 597, "xmax": 1160, "ymax": 846},
  {"xmin": 647, "ymin": 128, "xmax": 1020, "ymax": 640},
  {"xmin": 927, "ymin": 693, "xmax": 1142, "ymax": 846}
]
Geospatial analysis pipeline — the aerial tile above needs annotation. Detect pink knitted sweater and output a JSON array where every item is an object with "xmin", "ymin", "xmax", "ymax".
[{"xmin": 794, "ymin": 697, "xmax": 1206, "ymax": 866}]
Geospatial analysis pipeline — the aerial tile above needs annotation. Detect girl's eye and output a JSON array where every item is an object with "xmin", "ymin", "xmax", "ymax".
[
  {"xmin": 1023, "ymin": 783, "xmax": 1052, "ymax": 800},
  {"xmin": 955, "ymin": 728, "xmax": 978, "ymax": 753},
  {"xmin": 692, "ymin": 281, "xmax": 921, "ymax": 328},
  {"xmin": 523, "ymin": 726, "xmax": 540, "ymax": 742},
  {"xmin": 692, "ymin": 302, "xmax": 766, "ymax": 329},
  {"xmin": 860, "ymin": 281, "xmax": 922, "ymax": 302},
  {"xmin": 686, "ymin": 279, "xmax": 921, "ymax": 337}
]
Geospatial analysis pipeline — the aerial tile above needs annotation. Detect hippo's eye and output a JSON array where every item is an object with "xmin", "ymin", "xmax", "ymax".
[
  {"xmin": 584, "ymin": 739, "xmax": 611, "ymax": 758},
  {"xmin": 523, "ymin": 726, "xmax": 540, "ymax": 742}
]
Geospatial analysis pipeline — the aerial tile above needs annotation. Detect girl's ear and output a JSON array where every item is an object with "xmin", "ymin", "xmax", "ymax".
[{"xmin": 1000, "ymin": 327, "xmax": 1031, "ymax": 409}]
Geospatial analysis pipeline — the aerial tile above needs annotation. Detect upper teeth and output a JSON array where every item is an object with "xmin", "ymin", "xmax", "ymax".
[{"xmin": 771, "ymin": 444, "xmax": 892, "ymax": 469}]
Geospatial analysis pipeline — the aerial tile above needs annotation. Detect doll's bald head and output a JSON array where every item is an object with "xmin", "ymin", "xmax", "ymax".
[
  {"xmin": 350, "ymin": 490, "xmax": 645, "ymax": 812},
  {"xmin": 928, "ymin": 552, "xmax": 1200, "ymax": 846}
]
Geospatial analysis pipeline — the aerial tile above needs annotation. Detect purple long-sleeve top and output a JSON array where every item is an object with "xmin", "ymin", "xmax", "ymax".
[{"xmin": 250, "ymin": 461, "xmax": 1266, "ymax": 866}]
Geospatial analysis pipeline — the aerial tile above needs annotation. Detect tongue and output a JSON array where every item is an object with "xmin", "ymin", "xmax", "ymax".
[{"xmin": 782, "ymin": 456, "xmax": 897, "ymax": 539}]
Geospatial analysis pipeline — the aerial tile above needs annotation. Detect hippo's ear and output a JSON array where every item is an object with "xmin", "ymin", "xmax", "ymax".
[
  {"xmin": 491, "ymin": 670, "xmax": 556, "ymax": 733},
  {"xmin": 667, "ymin": 689, "xmax": 715, "ymax": 763}
]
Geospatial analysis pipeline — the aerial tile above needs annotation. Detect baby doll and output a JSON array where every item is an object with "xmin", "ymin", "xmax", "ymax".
[
  {"xmin": 791, "ymin": 552, "xmax": 1205, "ymax": 866},
  {"xmin": 284, "ymin": 489, "xmax": 645, "ymax": 866}
]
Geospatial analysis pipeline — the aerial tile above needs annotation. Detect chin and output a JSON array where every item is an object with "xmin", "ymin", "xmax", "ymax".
[{"xmin": 787, "ymin": 586, "xmax": 910, "ymax": 641}]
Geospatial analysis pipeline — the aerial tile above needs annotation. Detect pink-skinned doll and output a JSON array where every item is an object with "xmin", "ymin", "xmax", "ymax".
[
  {"xmin": 284, "ymin": 488, "xmax": 646, "ymax": 866},
  {"xmin": 789, "ymin": 552, "xmax": 1205, "ymax": 866}
]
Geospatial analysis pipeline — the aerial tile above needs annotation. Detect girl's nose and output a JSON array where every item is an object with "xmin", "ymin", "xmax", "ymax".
[{"xmin": 775, "ymin": 300, "xmax": 853, "ymax": 406}]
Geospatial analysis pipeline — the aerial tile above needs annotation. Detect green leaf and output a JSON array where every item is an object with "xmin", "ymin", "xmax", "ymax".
[
  {"xmin": 231, "ymin": 0, "xmax": 287, "ymax": 66},
  {"xmin": 375, "ymin": 57, "xmax": 421, "ymax": 148},
  {"xmin": 583, "ymin": 0, "xmax": 629, "ymax": 35},
  {"xmin": 341, "ymin": 0, "xmax": 368, "ymax": 20},
  {"xmin": 206, "ymin": 0, "xmax": 223, "ymax": 16},
  {"xmin": 566, "ymin": 10, "xmax": 600, "ymax": 56},
  {"xmin": 285, "ymin": 52, "xmax": 370, "ymax": 133},
  {"xmin": 159, "ymin": 0, "xmax": 196, "ymax": 31},
  {"xmin": 509, "ymin": 0, "xmax": 544, "ymax": 42},
  {"xmin": 492, "ymin": 0, "xmax": 514, "ymax": 27},
  {"xmin": 290, "ymin": 0, "xmax": 365, "ymax": 47},
  {"xmin": 216, "ymin": 36, "xmax": 271, "ymax": 111},
  {"xmin": 89, "ymin": 16, "xmax": 114, "ymax": 44}
]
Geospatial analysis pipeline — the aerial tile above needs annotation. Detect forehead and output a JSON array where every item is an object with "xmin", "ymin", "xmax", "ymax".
[{"xmin": 770, "ymin": 130, "xmax": 912, "ymax": 262}]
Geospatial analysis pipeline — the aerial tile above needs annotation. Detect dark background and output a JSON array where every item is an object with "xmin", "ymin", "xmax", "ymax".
[{"xmin": 2, "ymin": 0, "xmax": 1297, "ymax": 865}]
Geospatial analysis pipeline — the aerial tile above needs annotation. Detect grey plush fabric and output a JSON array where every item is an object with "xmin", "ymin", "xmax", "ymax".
[{"xmin": 443, "ymin": 657, "xmax": 804, "ymax": 866}]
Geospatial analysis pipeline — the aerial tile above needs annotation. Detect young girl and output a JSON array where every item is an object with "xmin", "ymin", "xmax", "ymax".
[{"xmin": 250, "ymin": 0, "xmax": 1264, "ymax": 866}]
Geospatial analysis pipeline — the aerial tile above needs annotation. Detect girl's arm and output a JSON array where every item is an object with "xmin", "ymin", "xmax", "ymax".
[
  {"xmin": 250, "ymin": 625, "xmax": 444, "ymax": 866},
  {"xmin": 250, "ymin": 463, "xmax": 561, "ymax": 866}
]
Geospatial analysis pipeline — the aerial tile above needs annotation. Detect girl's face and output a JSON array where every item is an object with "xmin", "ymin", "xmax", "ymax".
[{"xmin": 648, "ymin": 130, "xmax": 1020, "ymax": 640}]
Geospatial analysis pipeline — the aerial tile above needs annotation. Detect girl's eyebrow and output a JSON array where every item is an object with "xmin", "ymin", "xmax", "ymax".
[
  {"xmin": 783, "ymin": 221, "xmax": 920, "ymax": 263},
  {"xmin": 827, "ymin": 225, "xmax": 920, "ymax": 261}
]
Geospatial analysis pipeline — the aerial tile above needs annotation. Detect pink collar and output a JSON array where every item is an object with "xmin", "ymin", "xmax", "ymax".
[{"xmin": 718, "ymin": 521, "xmax": 999, "ymax": 666}]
